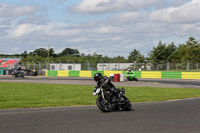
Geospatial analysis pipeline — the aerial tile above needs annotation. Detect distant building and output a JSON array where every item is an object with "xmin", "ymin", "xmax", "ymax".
[
  {"xmin": 97, "ymin": 63, "xmax": 133, "ymax": 71},
  {"xmin": 50, "ymin": 63, "xmax": 81, "ymax": 71}
]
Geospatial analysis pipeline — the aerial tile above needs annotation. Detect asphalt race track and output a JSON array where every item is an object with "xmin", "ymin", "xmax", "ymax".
[
  {"xmin": 0, "ymin": 98, "xmax": 200, "ymax": 133},
  {"xmin": 140, "ymin": 78, "xmax": 200, "ymax": 87},
  {"xmin": 1, "ymin": 76, "xmax": 200, "ymax": 133},
  {"xmin": 1, "ymin": 76, "xmax": 200, "ymax": 88}
]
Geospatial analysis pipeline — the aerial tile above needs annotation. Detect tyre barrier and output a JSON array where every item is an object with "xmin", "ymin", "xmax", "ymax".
[
  {"xmin": 0, "ymin": 70, "xmax": 3, "ymax": 75},
  {"xmin": 114, "ymin": 74, "xmax": 120, "ymax": 82},
  {"xmin": 120, "ymin": 74, "xmax": 125, "ymax": 82},
  {"xmin": 109, "ymin": 74, "xmax": 114, "ymax": 81}
]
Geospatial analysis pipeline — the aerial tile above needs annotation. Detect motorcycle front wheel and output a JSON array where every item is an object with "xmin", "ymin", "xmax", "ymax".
[
  {"xmin": 96, "ymin": 97, "xmax": 111, "ymax": 112},
  {"xmin": 121, "ymin": 97, "xmax": 132, "ymax": 111}
]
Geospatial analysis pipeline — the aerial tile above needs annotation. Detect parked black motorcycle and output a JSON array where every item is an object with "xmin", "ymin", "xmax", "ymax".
[{"xmin": 92, "ymin": 82, "xmax": 132, "ymax": 112}]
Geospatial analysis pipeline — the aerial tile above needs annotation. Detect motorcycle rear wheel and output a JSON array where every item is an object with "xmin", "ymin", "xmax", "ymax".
[{"xmin": 96, "ymin": 97, "xmax": 111, "ymax": 112}]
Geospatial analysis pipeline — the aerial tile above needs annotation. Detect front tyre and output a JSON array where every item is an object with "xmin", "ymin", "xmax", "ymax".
[
  {"xmin": 127, "ymin": 76, "xmax": 131, "ymax": 81},
  {"xmin": 121, "ymin": 97, "xmax": 132, "ymax": 111},
  {"xmin": 96, "ymin": 97, "xmax": 111, "ymax": 112}
]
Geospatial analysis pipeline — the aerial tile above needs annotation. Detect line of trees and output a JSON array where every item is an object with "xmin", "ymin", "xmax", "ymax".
[
  {"xmin": 0, "ymin": 37, "xmax": 200, "ymax": 64},
  {"xmin": 128, "ymin": 37, "xmax": 200, "ymax": 64}
]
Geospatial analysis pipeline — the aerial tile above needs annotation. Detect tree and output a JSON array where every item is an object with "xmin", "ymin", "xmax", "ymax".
[
  {"xmin": 32, "ymin": 48, "xmax": 48, "ymax": 57},
  {"xmin": 59, "ymin": 48, "xmax": 80, "ymax": 56},
  {"xmin": 49, "ymin": 48, "xmax": 57, "ymax": 57},
  {"xmin": 149, "ymin": 41, "xmax": 177, "ymax": 63},
  {"xmin": 128, "ymin": 49, "xmax": 141, "ymax": 62},
  {"xmin": 21, "ymin": 51, "xmax": 28, "ymax": 58},
  {"xmin": 172, "ymin": 37, "xmax": 200, "ymax": 62},
  {"xmin": 185, "ymin": 37, "xmax": 199, "ymax": 62},
  {"xmin": 113, "ymin": 56, "xmax": 127, "ymax": 63},
  {"xmin": 165, "ymin": 42, "xmax": 177, "ymax": 61}
]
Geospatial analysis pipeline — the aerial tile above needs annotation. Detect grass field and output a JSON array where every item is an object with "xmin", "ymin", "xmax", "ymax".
[{"xmin": 1, "ymin": 82, "xmax": 200, "ymax": 109}]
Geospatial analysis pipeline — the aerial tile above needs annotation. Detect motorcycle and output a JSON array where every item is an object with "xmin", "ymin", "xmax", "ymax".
[
  {"xmin": 13, "ymin": 70, "xmax": 25, "ymax": 78},
  {"xmin": 92, "ymin": 79, "xmax": 132, "ymax": 112},
  {"xmin": 126, "ymin": 72, "xmax": 138, "ymax": 81}
]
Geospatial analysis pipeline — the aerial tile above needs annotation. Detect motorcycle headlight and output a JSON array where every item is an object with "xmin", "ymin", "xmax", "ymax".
[{"xmin": 96, "ymin": 88, "xmax": 101, "ymax": 94}]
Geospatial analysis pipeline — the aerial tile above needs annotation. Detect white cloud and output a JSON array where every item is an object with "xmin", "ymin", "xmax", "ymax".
[
  {"xmin": 44, "ymin": 28, "xmax": 81, "ymax": 37},
  {"xmin": 117, "ymin": 12, "xmax": 148, "ymax": 22},
  {"xmin": 149, "ymin": 0, "xmax": 200, "ymax": 23},
  {"xmin": 72, "ymin": 0, "xmax": 167, "ymax": 14},
  {"xmin": 69, "ymin": 37, "xmax": 89, "ymax": 43},
  {"xmin": 0, "ymin": 3, "xmax": 40, "ymax": 17},
  {"xmin": 111, "ymin": 36, "xmax": 121, "ymax": 40},
  {"xmin": 170, "ymin": 0, "xmax": 191, "ymax": 7},
  {"xmin": 7, "ymin": 24, "xmax": 42, "ymax": 38},
  {"xmin": 92, "ymin": 25, "xmax": 121, "ymax": 33},
  {"xmin": 6, "ymin": 23, "xmax": 81, "ymax": 38}
]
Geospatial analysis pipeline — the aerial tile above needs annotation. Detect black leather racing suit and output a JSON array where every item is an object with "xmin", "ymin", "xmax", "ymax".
[{"xmin": 93, "ymin": 76, "xmax": 120, "ymax": 98}]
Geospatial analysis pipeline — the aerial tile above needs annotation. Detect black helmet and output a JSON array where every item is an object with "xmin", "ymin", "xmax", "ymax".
[
  {"xmin": 94, "ymin": 73, "xmax": 102, "ymax": 82},
  {"xmin": 17, "ymin": 66, "xmax": 21, "ymax": 70}
]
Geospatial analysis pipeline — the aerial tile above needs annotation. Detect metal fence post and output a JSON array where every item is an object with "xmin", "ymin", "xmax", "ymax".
[
  {"xmin": 32, "ymin": 61, "xmax": 35, "ymax": 70},
  {"xmin": 167, "ymin": 60, "xmax": 170, "ymax": 71},
  {"xmin": 87, "ymin": 60, "xmax": 90, "ymax": 70},
  {"xmin": 27, "ymin": 62, "xmax": 30, "ymax": 69},
  {"xmin": 45, "ymin": 61, "xmax": 48, "ymax": 70},
  {"xmin": 150, "ymin": 62, "xmax": 152, "ymax": 71},
  {"xmin": 134, "ymin": 61, "xmax": 137, "ymax": 71},
  {"xmin": 38, "ymin": 61, "xmax": 41, "ymax": 75},
  {"xmin": 72, "ymin": 60, "xmax": 74, "ymax": 70},
  {"xmin": 187, "ymin": 60, "xmax": 189, "ymax": 71}
]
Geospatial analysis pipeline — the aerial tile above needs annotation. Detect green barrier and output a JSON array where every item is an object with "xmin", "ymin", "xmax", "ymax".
[
  {"xmin": 123, "ymin": 71, "xmax": 128, "ymax": 77},
  {"xmin": 92, "ymin": 71, "xmax": 104, "ymax": 77},
  {"xmin": 135, "ymin": 71, "xmax": 141, "ymax": 78},
  {"xmin": 48, "ymin": 71, "xmax": 58, "ymax": 76},
  {"xmin": 161, "ymin": 72, "xmax": 181, "ymax": 79},
  {"xmin": 0, "ymin": 67, "xmax": 6, "ymax": 70},
  {"xmin": 45, "ymin": 70, "xmax": 189, "ymax": 80},
  {"xmin": 69, "ymin": 71, "xmax": 80, "ymax": 77},
  {"xmin": 0, "ymin": 70, "xmax": 3, "ymax": 75}
]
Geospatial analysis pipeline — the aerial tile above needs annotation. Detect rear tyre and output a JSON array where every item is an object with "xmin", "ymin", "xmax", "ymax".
[
  {"xmin": 133, "ymin": 78, "xmax": 138, "ymax": 81},
  {"xmin": 96, "ymin": 97, "xmax": 111, "ymax": 112}
]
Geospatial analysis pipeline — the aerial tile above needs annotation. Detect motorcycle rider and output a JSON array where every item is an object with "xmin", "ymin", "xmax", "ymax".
[
  {"xmin": 93, "ymin": 73, "xmax": 122, "ymax": 100},
  {"xmin": 127, "ymin": 69, "xmax": 135, "ymax": 75},
  {"xmin": 13, "ymin": 66, "xmax": 24, "ymax": 78},
  {"xmin": 17, "ymin": 66, "xmax": 22, "ymax": 74},
  {"xmin": 13, "ymin": 66, "xmax": 21, "ymax": 75}
]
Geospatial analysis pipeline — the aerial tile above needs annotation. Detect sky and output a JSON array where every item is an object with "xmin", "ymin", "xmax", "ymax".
[{"xmin": 0, "ymin": 0, "xmax": 200, "ymax": 58}]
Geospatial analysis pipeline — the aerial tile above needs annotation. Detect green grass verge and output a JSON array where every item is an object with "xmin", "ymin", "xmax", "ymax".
[{"xmin": 1, "ymin": 82, "xmax": 200, "ymax": 109}]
